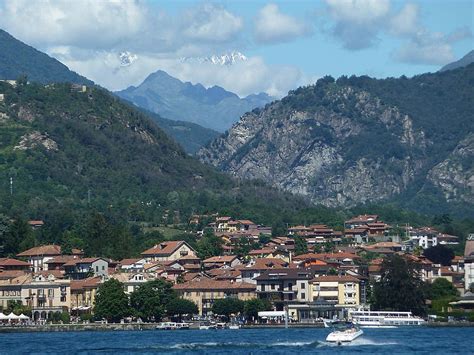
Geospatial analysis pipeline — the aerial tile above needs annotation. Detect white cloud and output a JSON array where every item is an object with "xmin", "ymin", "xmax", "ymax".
[
  {"xmin": 182, "ymin": 3, "xmax": 243, "ymax": 43},
  {"xmin": 394, "ymin": 28, "xmax": 471, "ymax": 65},
  {"xmin": 389, "ymin": 3, "xmax": 420, "ymax": 36},
  {"xmin": 254, "ymin": 4, "xmax": 311, "ymax": 43},
  {"xmin": 0, "ymin": 0, "xmax": 149, "ymax": 50},
  {"xmin": 324, "ymin": 0, "xmax": 391, "ymax": 49}
]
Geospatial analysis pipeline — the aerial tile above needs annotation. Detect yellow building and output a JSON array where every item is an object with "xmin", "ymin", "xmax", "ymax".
[
  {"xmin": 310, "ymin": 275, "xmax": 360, "ymax": 307},
  {"xmin": 70, "ymin": 276, "xmax": 102, "ymax": 313},
  {"xmin": 174, "ymin": 279, "xmax": 256, "ymax": 315}
]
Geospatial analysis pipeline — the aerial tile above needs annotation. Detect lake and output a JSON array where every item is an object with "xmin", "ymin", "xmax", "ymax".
[{"xmin": 0, "ymin": 327, "xmax": 472, "ymax": 354}]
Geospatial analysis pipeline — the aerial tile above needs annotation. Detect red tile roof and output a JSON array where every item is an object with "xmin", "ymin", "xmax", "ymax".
[
  {"xmin": 17, "ymin": 244, "xmax": 62, "ymax": 257},
  {"xmin": 204, "ymin": 255, "xmax": 238, "ymax": 263},
  {"xmin": 0, "ymin": 258, "xmax": 31, "ymax": 267},
  {"xmin": 141, "ymin": 241, "xmax": 190, "ymax": 256},
  {"xmin": 70, "ymin": 276, "xmax": 102, "ymax": 291}
]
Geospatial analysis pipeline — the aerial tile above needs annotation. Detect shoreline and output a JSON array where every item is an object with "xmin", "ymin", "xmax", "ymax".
[{"xmin": 0, "ymin": 321, "xmax": 472, "ymax": 333}]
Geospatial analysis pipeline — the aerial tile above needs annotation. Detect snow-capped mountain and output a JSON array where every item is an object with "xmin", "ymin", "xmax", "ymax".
[
  {"xmin": 181, "ymin": 51, "xmax": 247, "ymax": 66},
  {"xmin": 119, "ymin": 51, "xmax": 138, "ymax": 67}
]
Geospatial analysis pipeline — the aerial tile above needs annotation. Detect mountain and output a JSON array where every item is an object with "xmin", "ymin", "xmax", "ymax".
[
  {"xmin": 140, "ymin": 110, "xmax": 220, "ymax": 154},
  {"xmin": 198, "ymin": 65, "xmax": 474, "ymax": 217},
  {"xmin": 181, "ymin": 51, "xmax": 247, "ymax": 66},
  {"xmin": 0, "ymin": 29, "xmax": 93, "ymax": 85},
  {"xmin": 0, "ymin": 80, "xmax": 320, "ymax": 229},
  {"xmin": 440, "ymin": 50, "xmax": 474, "ymax": 72},
  {"xmin": 115, "ymin": 70, "xmax": 273, "ymax": 132}
]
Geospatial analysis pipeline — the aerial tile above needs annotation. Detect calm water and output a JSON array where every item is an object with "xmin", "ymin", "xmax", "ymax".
[{"xmin": 0, "ymin": 327, "xmax": 472, "ymax": 354}]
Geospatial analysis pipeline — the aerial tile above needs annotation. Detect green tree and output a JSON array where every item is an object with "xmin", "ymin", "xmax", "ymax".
[
  {"xmin": 130, "ymin": 279, "xmax": 176, "ymax": 322},
  {"xmin": 196, "ymin": 233, "xmax": 223, "ymax": 259},
  {"xmin": 372, "ymin": 254, "xmax": 426, "ymax": 316},
  {"xmin": 5, "ymin": 217, "xmax": 32, "ymax": 256},
  {"xmin": 243, "ymin": 298, "xmax": 272, "ymax": 321},
  {"xmin": 94, "ymin": 279, "xmax": 131, "ymax": 323},
  {"xmin": 212, "ymin": 298, "xmax": 244, "ymax": 320},
  {"xmin": 423, "ymin": 245, "xmax": 454, "ymax": 266},
  {"xmin": 426, "ymin": 278, "xmax": 459, "ymax": 300},
  {"xmin": 294, "ymin": 236, "xmax": 308, "ymax": 255},
  {"xmin": 166, "ymin": 298, "xmax": 198, "ymax": 321}
]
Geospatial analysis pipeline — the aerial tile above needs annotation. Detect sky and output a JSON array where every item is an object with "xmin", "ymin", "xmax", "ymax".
[{"xmin": 0, "ymin": 0, "xmax": 472, "ymax": 97}]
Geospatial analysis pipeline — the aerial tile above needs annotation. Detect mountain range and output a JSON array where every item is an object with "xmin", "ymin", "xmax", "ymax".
[
  {"xmin": 440, "ymin": 50, "xmax": 474, "ymax": 72},
  {"xmin": 198, "ymin": 64, "xmax": 474, "ymax": 217},
  {"xmin": 116, "ymin": 70, "xmax": 273, "ymax": 132}
]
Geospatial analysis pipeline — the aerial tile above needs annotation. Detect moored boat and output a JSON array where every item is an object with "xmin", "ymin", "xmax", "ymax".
[{"xmin": 349, "ymin": 309, "xmax": 425, "ymax": 328}]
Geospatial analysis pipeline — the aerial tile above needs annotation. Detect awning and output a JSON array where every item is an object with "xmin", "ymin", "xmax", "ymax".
[
  {"xmin": 0, "ymin": 313, "xmax": 8, "ymax": 320},
  {"xmin": 258, "ymin": 311, "xmax": 286, "ymax": 317},
  {"xmin": 19, "ymin": 314, "xmax": 30, "ymax": 320}
]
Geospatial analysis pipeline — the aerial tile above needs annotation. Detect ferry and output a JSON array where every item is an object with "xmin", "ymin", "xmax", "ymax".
[
  {"xmin": 156, "ymin": 322, "xmax": 190, "ymax": 330},
  {"xmin": 349, "ymin": 309, "xmax": 425, "ymax": 328}
]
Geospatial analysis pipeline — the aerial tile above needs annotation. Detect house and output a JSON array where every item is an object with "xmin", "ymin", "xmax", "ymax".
[
  {"xmin": 173, "ymin": 279, "xmax": 256, "ymax": 315},
  {"xmin": 27, "ymin": 220, "xmax": 44, "ymax": 229},
  {"xmin": 241, "ymin": 258, "xmax": 289, "ymax": 284},
  {"xmin": 0, "ymin": 273, "xmax": 71, "ymax": 321},
  {"xmin": 0, "ymin": 258, "xmax": 32, "ymax": 271},
  {"xmin": 64, "ymin": 258, "xmax": 109, "ymax": 280},
  {"xmin": 364, "ymin": 242, "xmax": 403, "ymax": 253},
  {"xmin": 119, "ymin": 258, "xmax": 147, "ymax": 273},
  {"xmin": 141, "ymin": 241, "xmax": 196, "ymax": 262},
  {"xmin": 310, "ymin": 275, "xmax": 361, "ymax": 307},
  {"xmin": 45, "ymin": 256, "xmax": 78, "ymax": 271},
  {"xmin": 464, "ymin": 234, "xmax": 474, "ymax": 290},
  {"xmin": 255, "ymin": 268, "xmax": 313, "ymax": 307},
  {"xmin": 109, "ymin": 272, "xmax": 154, "ymax": 294},
  {"xmin": 17, "ymin": 245, "xmax": 62, "ymax": 272},
  {"xmin": 344, "ymin": 229, "xmax": 369, "ymax": 244},
  {"xmin": 203, "ymin": 255, "xmax": 240, "ymax": 269},
  {"xmin": 408, "ymin": 227, "xmax": 439, "ymax": 249},
  {"xmin": 177, "ymin": 255, "xmax": 202, "ymax": 272},
  {"xmin": 70, "ymin": 276, "xmax": 102, "ymax": 315}
]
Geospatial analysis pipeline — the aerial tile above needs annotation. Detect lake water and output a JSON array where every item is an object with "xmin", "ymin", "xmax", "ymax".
[{"xmin": 0, "ymin": 327, "xmax": 472, "ymax": 354}]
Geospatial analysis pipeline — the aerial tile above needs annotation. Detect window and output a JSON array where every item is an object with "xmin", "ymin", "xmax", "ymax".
[
  {"xmin": 48, "ymin": 289, "xmax": 54, "ymax": 297},
  {"xmin": 301, "ymin": 293, "xmax": 306, "ymax": 299},
  {"xmin": 102, "ymin": 266, "xmax": 105, "ymax": 271},
  {"xmin": 95, "ymin": 266, "xmax": 99, "ymax": 272},
  {"xmin": 301, "ymin": 283, "xmax": 306, "ymax": 289},
  {"xmin": 60, "ymin": 295, "xmax": 66, "ymax": 302},
  {"xmin": 271, "ymin": 284, "xmax": 275, "ymax": 290}
]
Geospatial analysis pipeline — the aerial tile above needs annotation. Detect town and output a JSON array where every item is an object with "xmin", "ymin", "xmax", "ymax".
[{"xmin": 0, "ymin": 213, "xmax": 473, "ymax": 327}]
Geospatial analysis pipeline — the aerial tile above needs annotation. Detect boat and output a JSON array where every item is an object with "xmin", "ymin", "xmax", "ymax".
[
  {"xmin": 198, "ymin": 322, "xmax": 216, "ymax": 330},
  {"xmin": 227, "ymin": 323, "xmax": 240, "ymax": 329},
  {"xmin": 349, "ymin": 309, "xmax": 425, "ymax": 328},
  {"xmin": 156, "ymin": 322, "xmax": 190, "ymax": 330},
  {"xmin": 326, "ymin": 323, "xmax": 363, "ymax": 345}
]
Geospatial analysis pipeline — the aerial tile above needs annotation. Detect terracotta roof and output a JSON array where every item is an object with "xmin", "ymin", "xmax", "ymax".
[
  {"xmin": 141, "ymin": 241, "xmax": 190, "ymax": 256},
  {"xmin": 365, "ymin": 242, "xmax": 402, "ymax": 249},
  {"xmin": 204, "ymin": 255, "xmax": 238, "ymax": 263},
  {"xmin": 28, "ymin": 220, "xmax": 44, "ymax": 226},
  {"xmin": 178, "ymin": 255, "xmax": 201, "ymax": 261},
  {"xmin": 45, "ymin": 256, "xmax": 76, "ymax": 264},
  {"xmin": 119, "ymin": 258, "xmax": 142, "ymax": 266},
  {"xmin": 35, "ymin": 270, "xmax": 65, "ymax": 279},
  {"xmin": 237, "ymin": 219, "xmax": 255, "ymax": 225},
  {"xmin": 70, "ymin": 276, "xmax": 102, "ymax": 291},
  {"xmin": 248, "ymin": 248, "xmax": 275, "ymax": 255},
  {"xmin": 173, "ymin": 279, "xmax": 255, "ymax": 291},
  {"xmin": 0, "ymin": 270, "xmax": 29, "ymax": 280},
  {"xmin": 0, "ymin": 273, "xmax": 31, "ymax": 285},
  {"xmin": 243, "ymin": 258, "xmax": 288, "ymax": 270},
  {"xmin": 0, "ymin": 258, "xmax": 31, "ymax": 267},
  {"xmin": 312, "ymin": 275, "xmax": 360, "ymax": 282},
  {"xmin": 17, "ymin": 244, "xmax": 61, "ymax": 257}
]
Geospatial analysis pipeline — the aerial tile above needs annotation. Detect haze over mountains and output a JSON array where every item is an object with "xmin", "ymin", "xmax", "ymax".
[{"xmin": 116, "ymin": 69, "xmax": 273, "ymax": 132}]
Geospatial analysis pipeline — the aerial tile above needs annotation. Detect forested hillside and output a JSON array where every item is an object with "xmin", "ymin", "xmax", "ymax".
[
  {"xmin": 0, "ymin": 29, "xmax": 93, "ymax": 85},
  {"xmin": 199, "ymin": 64, "xmax": 474, "ymax": 217}
]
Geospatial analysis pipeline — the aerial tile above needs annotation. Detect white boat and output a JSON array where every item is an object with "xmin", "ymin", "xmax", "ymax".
[
  {"xmin": 156, "ymin": 322, "xmax": 190, "ymax": 330},
  {"xmin": 227, "ymin": 324, "xmax": 240, "ymax": 329},
  {"xmin": 326, "ymin": 324, "xmax": 363, "ymax": 344},
  {"xmin": 349, "ymin": 309, "xmax": 425, "ymax": 328}
]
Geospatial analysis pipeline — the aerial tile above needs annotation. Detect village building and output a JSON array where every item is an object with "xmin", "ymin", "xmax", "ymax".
[
  {"xmin": 118, "ymin": 258, "xmax": 147, "ymax": 273},
  {"xmin": 0, "ymin": 258, "xmax": 32, "ymax": 271},
  {"xmin": 63, "ymin": 258, "xmax": 109, "ymax": 280},
  {"xmin": 173, "ymin": 279, "xmax": 256, "ymax": 315},
  {"xmin": 141, "ymin": 241, "xmax": 196, "ymax": 262},
  {"xmin": 310, "ymin": 275, "xmax": 361, "ymax": 307},
  {"xmin": 17, "ymin": 245, "xmax": 62, "ymax": 272},
  {"xmin": 203, "ymin": 255, "xmax": 240, "ymax": 269},
  {"xmin": 70, "ymin": 276, "xmax": 101, "ymax": 315},
  {"xmin": 464, "ymin": 234, "xmax": 474, "ymax": 290}
]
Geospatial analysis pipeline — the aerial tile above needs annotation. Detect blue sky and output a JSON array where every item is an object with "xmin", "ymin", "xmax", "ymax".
[{"xmin": 0, "ymin": 0, "xmax": 472, "ymax": 96}]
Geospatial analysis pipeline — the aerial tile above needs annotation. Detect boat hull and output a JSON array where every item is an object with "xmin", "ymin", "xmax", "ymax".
[{"xmin": 326, "ymin": 329, "xmax": 364, "ymax": 343}]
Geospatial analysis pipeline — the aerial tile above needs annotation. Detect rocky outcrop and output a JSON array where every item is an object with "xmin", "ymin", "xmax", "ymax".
[
  {"xmin": 427, "ymin": 134, "xmax": 474, "ymax": 204},
  {"xmin": 14, "ymin": 131, "xmax": 58, "ymax": 151},
  {"xmin": 198, "ymin": 84, "xmax": 432, "ymax": 207}
]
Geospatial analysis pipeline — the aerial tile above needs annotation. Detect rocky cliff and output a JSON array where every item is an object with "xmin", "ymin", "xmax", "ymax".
[{"xmin": 198, "ymin": 66, "xmax": 474, "ymax": 215}]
